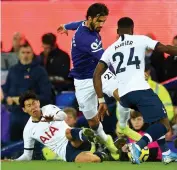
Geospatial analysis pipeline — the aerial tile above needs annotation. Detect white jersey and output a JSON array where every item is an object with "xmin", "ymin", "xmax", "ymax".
[
  {"xmin": 100, "ymin": 34, "xmax": 158, "ymax": 97},
  {"xmin": 20, "ymin": 105, "xmax": 70, "ymax": 161}
]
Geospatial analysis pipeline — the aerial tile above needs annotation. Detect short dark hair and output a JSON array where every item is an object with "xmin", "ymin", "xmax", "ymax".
[
  {"xmin": 42, "ymin": 33, "xmax": 56, "ymax": 46},
  {"xmin": 130, "ymin": 110, "xmax": 142, "ymax": 119},
  {"xmin": 118, "ymin": 17, "xmax": 134, "ymax": 28},
  {"xmin": 19, "ymin": 91, "xmax": 39, "ymax": 108},
  {"xmin": 173, "ymin": 35, "xmax": 177, "ymax": 40},
  {"xmin": 86, "ymin": 3, "xmax": 109, "ymax": 19},
  {"xmin": 19, "ymin": 41, "xmax": 31, "ymax": 50}
]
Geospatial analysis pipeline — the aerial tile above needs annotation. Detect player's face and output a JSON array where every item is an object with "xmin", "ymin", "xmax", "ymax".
[
  {"xmin": 19, "ymin": 46, "xmax": 33, "ymax": 65},
  {"xmin": 89, "ymin": 16, "xmax": 107, "ymax": 32},
  {"xmin": 130, "ymin": 116, "xmax": 144, "ymax": 130},
  {"xmin": 65, "ymin": 113, "xmax": 76, "ymax": 127},
  {"xmin": 23, "ymin": 99, "xmax": 41, "ymax": 118}
]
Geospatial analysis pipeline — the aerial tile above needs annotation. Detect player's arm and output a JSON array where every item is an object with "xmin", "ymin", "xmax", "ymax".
[
  {"xmin": 143, "ymin": 35, "xmax": 177, "ymax": 56},
  {"xmin": 41, "ymin": 105, "xmax": 67, "ymax": 122},
  {"xmin": 15, "ymin": 127, "xmax": 35, "ymax": 161},
  {"xmin": 93, "ymin": 48, "xmax": 111, "ymax": 98},
  {"xmin": 15, "ymin": 150, "xmax": 33, "ymax": 161},
  {"xmin": 64, "ymin": 21, "xmax": 83, "ymax": 30},
  {"xmin": 93, "ymin": 50, "xmax": 111, "ymax": 121},
  {"xmin": 57, "ymin": 21, "xmax": 83, "ymax": 35},
  {"xmin": 93, "ymin": 62, "xmax": 108, "ymax": 99},
  {"xmin": 155, "ymin": 43, "xmax": 177, "ymax": 56}
]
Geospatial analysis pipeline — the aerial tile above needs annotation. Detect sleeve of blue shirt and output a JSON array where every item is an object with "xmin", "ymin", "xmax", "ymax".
[
  {"xmin": 75, "ymin": 32, "xmax": 104, "ymax": 60},
  {"xmin": 64, "ymin": 21, "xmax": 83, "ymax": 30}
]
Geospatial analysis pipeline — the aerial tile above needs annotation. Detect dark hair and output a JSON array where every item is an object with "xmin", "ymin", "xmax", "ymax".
[
  {"xmin": 86, "ymin": 3, "xmax": 109, "ymax": 19},
  {"xmin": 19, "ymin": 41, "xmax": 32, "ymax": 50},
  {"xmin": 173, "ymin": 35, "xmax": 177, "ymax": 40},
  {"xmin": 128, "ymin": 110, "xmax": 149, "ymax": 131},
  {"xmin": 130, "ymin": 110, "xmax": 142, "ymax": 119},
  {"xmin": 42, "ymin": 33, "xmax": 56, "ymax": 46},
  {"xmin": 19, "ymin": 91, "xmax": 39, "ymax": 108},
  {"xmin": 117, "ymin": 17, "xmax": 134, "ymax": 28}
]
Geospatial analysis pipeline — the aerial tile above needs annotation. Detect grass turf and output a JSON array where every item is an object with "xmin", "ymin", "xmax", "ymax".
[{"xmin": 1, "ymin": 161, "xmax": 177, "ymax": 170}]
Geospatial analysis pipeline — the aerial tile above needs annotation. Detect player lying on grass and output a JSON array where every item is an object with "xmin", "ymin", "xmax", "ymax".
[
  {"xmin": 93, "ymin": 17, "xmax": 177, "ymax": 164},
  {"xmin": 11, "ymin": 91, "xmax": 110, "ymax": 162}
]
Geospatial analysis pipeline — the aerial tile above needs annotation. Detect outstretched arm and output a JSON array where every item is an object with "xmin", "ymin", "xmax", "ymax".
[
  {"xmin": 155, "ymin": 43, "xmax": 177, "ymax": 56},
  {"xmin": 15, "ymin": 150, "xmax": 33, "ymax": 161},
  {"xmin": 15, "ymin": 127, "xmax": 35, "ymax": 161},
  {"xmin": 57, "ymin": 21, "xmax": 83, "ymax": 35},
  {"xmin": 143, "ymin": 36, "xmax": 177, "ymax": 56},
  {"xmin": 64, "ymin": 21, "xmax": 83, "ymax": 30}
]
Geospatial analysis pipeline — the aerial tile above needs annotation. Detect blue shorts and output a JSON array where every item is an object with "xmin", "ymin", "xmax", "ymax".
[
  {"xmin": 120, "ymin": 89, "xmax": 167, "ymax": 123},
  {"xmin": 65, "ymin": 141, "xmax": 91, "ymax": 162}
]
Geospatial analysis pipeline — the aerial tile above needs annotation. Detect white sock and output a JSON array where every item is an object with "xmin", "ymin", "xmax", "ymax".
[
  {"xmin": 94, "ymin": 122, "xmax": 108, "ymax": 141},
  {"xmin": 162, "ymin": 150, "xmax": 171, "ymax": 156},
  {"xmin": 118, "ymin": 103, "xmax": 130, "ymax": 128}
]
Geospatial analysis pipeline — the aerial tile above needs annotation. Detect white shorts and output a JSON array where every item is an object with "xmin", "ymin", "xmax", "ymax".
[{"xmin": 74, "ymin": 69, "xmax": 118, "ymax": 119}]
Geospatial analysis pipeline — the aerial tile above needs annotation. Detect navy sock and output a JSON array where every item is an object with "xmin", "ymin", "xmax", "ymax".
[
  {"xmin": 93, "ymin": 151, "xmax": 108, "ymax": 162},
  {"xmin": 136, "ymin": 136, "xmax": 149, "ymax": 149},
  {"xmin": 137, "ymin": 123, "xmax": 167, "ymax": 149},
  {"xmin": 157, "ymin": 136, "xmax": 169, "ymax": 153},
  {"xmin": 70, "ymin": 128, "xmax": 88, "ymax": 142}
]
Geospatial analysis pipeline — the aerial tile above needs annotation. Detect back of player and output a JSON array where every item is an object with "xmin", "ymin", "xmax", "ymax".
[{"xmin": 109, "ymin": 34, "xmax": 156, "ymax": 97}]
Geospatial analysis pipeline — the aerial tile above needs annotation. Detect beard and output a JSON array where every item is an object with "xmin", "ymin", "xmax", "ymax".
[
  {"xmin": 90, "ymin": 21, "xmax": 95, "ymax": 31},
  {"xmin": 90, "ymin": 22, "xmax": 101, "ymax": 32}
]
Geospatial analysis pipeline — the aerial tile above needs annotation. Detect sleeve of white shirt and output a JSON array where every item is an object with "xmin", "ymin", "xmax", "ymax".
[
  {"xmin": 142, "ymin": 35, "xmax": 159, "ymax": 50},
  {"xmin": 100, "ymin": 47, "xmax": 112, "ymax": 67},
  {"xmin": 15, "ymin": 124, "xmax": 35, "ymax": 161},
  {"xmin": 41, "ymin": 104, "xmax": 67, "ymax": 121}
]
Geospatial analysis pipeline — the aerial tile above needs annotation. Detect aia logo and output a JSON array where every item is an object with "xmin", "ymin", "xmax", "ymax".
[{"xmin": 40, "ymin": 126, "xmax": 59, "ymax": 143}]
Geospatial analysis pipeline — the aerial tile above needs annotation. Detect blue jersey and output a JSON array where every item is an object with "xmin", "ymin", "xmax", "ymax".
[{"xmin": 65, "ymin": 21, "xmax": 104, "ymax": 79}]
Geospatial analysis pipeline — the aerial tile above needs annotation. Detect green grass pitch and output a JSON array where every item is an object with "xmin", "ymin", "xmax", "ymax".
[{"xmin": 1, "ymin": 161, "xmax": 177, "ymax": 170}]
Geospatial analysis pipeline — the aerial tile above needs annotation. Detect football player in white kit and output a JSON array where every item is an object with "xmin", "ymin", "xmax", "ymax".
[
  {"xmin": 14, "ymin": 91, "xmax": 109, "ymax": 162},
  {"xmin": 93, "ymin": 17, "xmax": 177, "ymax": 164}
]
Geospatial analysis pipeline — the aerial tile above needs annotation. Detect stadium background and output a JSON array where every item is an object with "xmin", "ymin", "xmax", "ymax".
[{"xmin": 2, "ymin": 0, "xmax": 177, "ymax": 57}]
